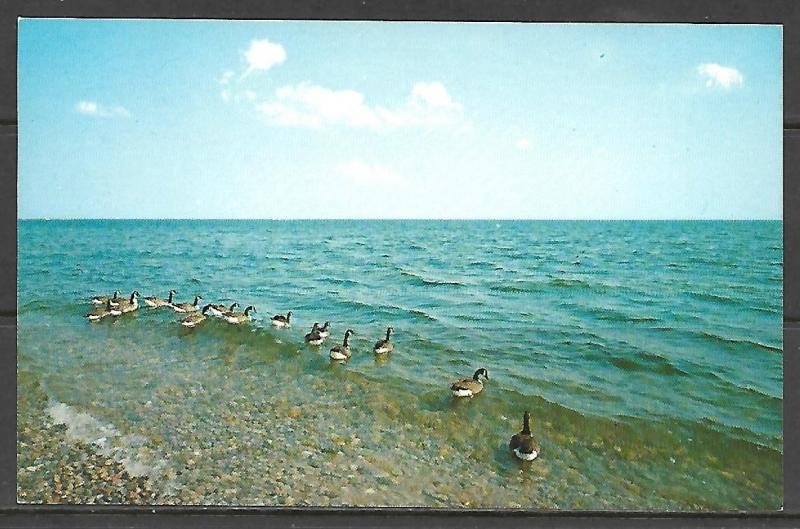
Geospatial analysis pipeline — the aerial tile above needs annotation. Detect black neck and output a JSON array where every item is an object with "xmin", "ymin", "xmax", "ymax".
[
  {"xmin": 343, "ymin": 333, "xmax": 351, "ymax": 346},
  {"xmin": 193, "ymin": 296, "xmax": 200, "ymax": 306},
  {"xmin": 386, "ymin": 328, "xmax": 392, "ymax": 340},
  {"xmin": 168, "ymin": 291, "xmax": 174, "ymax": 303},
  {"xmin": 522, "ymin": 412, "xmax": 531, "ymax": 435},
  {"xmin": 129, "ymin": 292, "xmax": 136, "ymax": 302}
]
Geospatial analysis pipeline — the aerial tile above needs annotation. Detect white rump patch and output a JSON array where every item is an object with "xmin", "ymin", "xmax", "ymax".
[{"xmin": 513, "ymin": 448, "xmax": 539, "ymax": 461}]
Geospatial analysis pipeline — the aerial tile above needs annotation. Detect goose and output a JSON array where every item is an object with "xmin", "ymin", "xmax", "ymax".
[
  {"xmin": 143, "ymin": 289, "xmax": 176, "ymax": 308},
  {"xmin": 271, "ymin": 311, "xmax": 292, "ymax": 328},
  {"xmin": 223, "ymin": 305, "xmax": 256, "ymax": 325},
  {"xmin": 181, "ymin": 304, "xmax": 213, "ymax": 328},
  {"xmin": 304, "ymin": 323, "xmax": 324, "ymax": 346},
  {"xmin": 114, "ymin": 291, "xmax": 140, "ymax": 314},
  {"xmin": 208, "ymin": 301, "xmax": 239, "ymax": 318},
  {"xmin": 450, "ymin": 368, "xmax": 489, "ymax": 397},
  {"xmin": 91, "ymin": 290, "xmax": 121, "ymax": 306},
  {"xmin": 171, "ymin": 295, "xmax": 203, "ymax": 313},
  {"xmin": 509, "ymin": 411, "xmax": 539, "ymax": 461},
  {"xmin": 317, "ymin": 321, "xmax": 331, "ymax": 339},
  {"xmin": 330, "ymin": 329, "xmax": 355, "ymax": 360},
  {"xmin": 373, "ymin": 326, "xmax": 394, "ymax": 354},
  {"xmin": 85, "ymin": 300, "xmax": 121, "ymax": 322}
]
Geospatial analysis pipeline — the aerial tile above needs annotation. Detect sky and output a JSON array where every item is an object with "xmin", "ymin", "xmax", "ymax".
[{"xmin": 18, "ymin": 20, "xmax": 782, "ymax": 220}]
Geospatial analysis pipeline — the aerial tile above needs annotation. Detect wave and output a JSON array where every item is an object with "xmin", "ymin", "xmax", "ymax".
[
  {"xmin": 692, "ymin": 330, "xmax": 782, "ymax": 353},
  {"xmin": 686, "ymin": 290, "xmax": 742, "ymax": 305},
  {"xmin": 399, "ymin": 270, "xmax": 465, "ymax": 288}
]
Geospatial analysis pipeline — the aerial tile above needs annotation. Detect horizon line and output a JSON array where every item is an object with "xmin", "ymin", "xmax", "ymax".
[{"xmin": 17, "ymin": 217, "xmax": 784, "ymax": 222}]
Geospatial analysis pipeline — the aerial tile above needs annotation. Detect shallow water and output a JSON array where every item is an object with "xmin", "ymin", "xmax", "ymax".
[{"xmin": 17, "ymin": 220, "xmax": 783, "ymax": 509}]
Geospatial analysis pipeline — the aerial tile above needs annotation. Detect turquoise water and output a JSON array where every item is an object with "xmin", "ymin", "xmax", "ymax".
[{"xmin": 17, "ymin": 220, "xmax": 783, "ymax": 509}]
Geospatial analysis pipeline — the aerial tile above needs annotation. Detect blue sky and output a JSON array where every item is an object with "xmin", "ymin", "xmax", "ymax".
[{"xmin": 18, "ymin": 20, "xmax": 782, "ymax": 219}]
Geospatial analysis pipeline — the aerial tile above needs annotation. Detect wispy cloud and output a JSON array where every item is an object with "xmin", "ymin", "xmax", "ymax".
[
  {"xmin": 241, "ymin": 38, "xmax": 286, "ymax": 78},
  {"xmin": 515, "ymin": 137, "xmax": 532, "ymax": 150},
  {"xmin": 75, "ymin": 100, "xmax": 130, "ymax": 118},
  {"xmin": 338, "ymin": 160, "xmax": 405, "ymax": 185},
  {"xmin": 697, "ymin": 63, "xmax": 744, "ymax": 89},
  {"xmin": 255, "ymin": 81, "xmax": 463, "ymax": 131}
]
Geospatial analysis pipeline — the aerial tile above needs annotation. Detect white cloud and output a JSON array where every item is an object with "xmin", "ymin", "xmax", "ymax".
[
  {"xmin": 515, "ymin": 137, "xmax": 531, "ymax": 150},
  {"xmin": 697, "ymin": 63, "xmax": 744, "ymax": 89},
  {"xmin": 255, "ymin": 81, "xmax": 463, "ymax": 130},
  {"xmin": 75, "ymin": 100, "xmax": 130, "ymax": 118},
  {"xmin": 242, "ymin": 38, "xmax": 286, "ymax": 77},
  {"xmin": 218, "ymin": 70, "xmax": 235, "ymax": 85},
  {"xmin": 338, "ymin": 160, "xmax": 405, "ymax": 185}
]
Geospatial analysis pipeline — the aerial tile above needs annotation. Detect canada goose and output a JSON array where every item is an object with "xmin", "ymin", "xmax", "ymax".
[
  {"xmin": 181, "ymin": 304, "xmax": 213, "ymax": 328},
  {"xmin": 172, "ymin": 295, "xmax": 203, "ymax": 313},
  {"xmin": 373, "ymin": 326, "xmax": 394, "ymax": 354},
  {"xmin": 450, "ymin": 368, "xmax": 489, "ymax": 397},
  {"xmin": 305, "ymin": 323, "xmax": 324, "ymax": 346},
  {"xmin": 91, "ymin": 290, "xmax": 121, "ymax": 306},
  {"xmin": 85, "ymin": 300, "xmax": 121, "ymax": 322},
  {"xmin": 143, "ymin": 289, "xmax": 176, "ymax": 308},
  {"xmin": 271, "ymin": 311, "xmax": 292, "ymax": 327},
  {"xmin": 114, "ymin": 291, "xmax": 140, "ymax": 314},
  {"xmin": 317, "ymin": 321, "xmax": 331, "ymax": 339},
  {"xmin": 208, "ymin": 301, "xmax": 239, "ymax": 318},
  {"xmin": 330, "ymin": 329, "xmax": 355, "ymax": 360},
  {"xmin": 509, "ymin": 411, "xmax": 539, "ymax": 461},
  {"xmin": 223, "ymin": 305, "xmax": 256, "ymax": 325}
]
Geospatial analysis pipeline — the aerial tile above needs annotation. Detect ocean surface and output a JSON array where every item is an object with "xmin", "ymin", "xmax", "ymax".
[{"xmin": 17, "ymin": 220, "xmax": 783, "ymax": 509}]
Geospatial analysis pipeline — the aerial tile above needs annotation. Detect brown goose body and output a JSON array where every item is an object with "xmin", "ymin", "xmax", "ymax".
[
  {"xmin": 85, "ymin": 300, "xmax": 121, "ymax": 322},
  {"xmin": 144, "ymin": 289, "xmax": 176, "ymax": 308},
  {"xmin": 209, "ymin": 302, "xmax": 239, "ymax": 318},
  {"xmin": 91, "ymin": 290, "xmax": 122, "ymax": 306},
  {"xmin": 181, "ymin": 305, "xmax": 212, "ymax": 327},
  {"xmin": 172, "ymin": 295, "xmax": 203, "ymax": 313},
  {"xmin": 509, "ymin": 411, "xmax": 539, "ymax": 461},
  {"xmin": 330, "ymin": 329, "xmax": 355, "ymax": 360},
  {"xmin": 271, "ymin": 311, "xmax": 293, "ymax": 327},
  {"xmin": 223, "ymin": 305, "xmax": 256, "ymax": 324},
  {"xmin": 114, "ymin": 291, "xmax": 140, "ymax": 314},
  {"xmin": 450, "ymin": 368, "xmax": 489, "ymax": 397},
  {"xmin": 305, "ymin": 323, "xmax": 324, "ymax": 345},
  {"xmin": 317, "ymin": 321, "xmax": 331, "ymax": 339},
  {"xmin": 373, "ymin": 326, "xmax": 394, "ymax": 354}
]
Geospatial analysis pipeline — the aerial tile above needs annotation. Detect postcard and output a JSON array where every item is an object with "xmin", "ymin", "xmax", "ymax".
[{"xmin": 17, "ymin": 19, "xmax": 783, "ymax": 510}]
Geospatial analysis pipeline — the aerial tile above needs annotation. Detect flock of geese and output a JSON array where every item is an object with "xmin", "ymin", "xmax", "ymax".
[{"xmin": 86, "ymin": 289, "xmax": 539, "ymax": 461}]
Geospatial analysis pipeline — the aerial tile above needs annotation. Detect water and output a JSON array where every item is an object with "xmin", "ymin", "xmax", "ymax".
[{"xmin": 17, "ymin": 219, "xmax": 783, "ymax": 509}]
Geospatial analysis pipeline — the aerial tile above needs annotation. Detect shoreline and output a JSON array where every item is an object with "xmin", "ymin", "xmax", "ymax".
[{"xmin": 17, "ymin": 370, "xmax": 159, "ymax": 505}]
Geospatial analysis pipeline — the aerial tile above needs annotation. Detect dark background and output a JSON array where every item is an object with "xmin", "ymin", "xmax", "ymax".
[{"xmin": 0, "ymin": 1, "xmax": 797, "ymax": 527}]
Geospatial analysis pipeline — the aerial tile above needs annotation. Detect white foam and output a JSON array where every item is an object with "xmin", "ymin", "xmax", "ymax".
[{"xmin": 46, "ymin": 401, "xmax": 167, "ymax": 480}]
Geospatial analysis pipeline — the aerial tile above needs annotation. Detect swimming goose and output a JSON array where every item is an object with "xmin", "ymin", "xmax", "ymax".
[
  {"xmin": 317, "ymin": 321, "xmax": 331, "ymax": 339},
  {"xmin": 450, "ymin": 368, "xmax": 489, "ymax": 397},
  {"xmin": 85, "ymin": 300, "xmax": 121, "ymax": 322},
  {"xmin": 330, "ymin": 329, "xmax": 355, "ymax": 360},
  {"xmin": 114, "ymin": 291, "xmax": 140, "ymax": 314},
  {"xmin": 223, "ymin": 305, "xmax": 256, "ymax": 324},
  {"xmin": 373, "ymin": 326, "xmax": 394, "ymax": 354},
  {"xmin": 143, "ymin": 289, "xmax": 176, "ymax": 308},
  {"xmin": 181, "ymin": 304, "xmax": 213, "ymax": 327},
  {"xmin": 91, "ymin": 290, "xmax": 122, "ymax": 306},
  {"xmin": 509, "ymin": 411, "xmax": 539, "ymax": 461},
  {"xmin": 305, "ymin": 323, "xmax": 324, "ymax": 346},
  {"xmin": 208, "ymin": 301, "xmax": 239, "ymax": 318},
  {"xmin": 271, "ymin": 311, "xmax": 292, "ymax": 328},
  {"xmin": 172, "ymin": 295, "xmax": 203, "ymax": 313}
]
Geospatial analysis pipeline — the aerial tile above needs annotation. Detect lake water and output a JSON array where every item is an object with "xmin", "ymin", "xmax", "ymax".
[{"xmin": 17, "ymin": 219, "xmax": 783, "ymax": 509}]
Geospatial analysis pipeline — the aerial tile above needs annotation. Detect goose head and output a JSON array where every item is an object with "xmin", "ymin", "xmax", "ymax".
[{"xmin": 473, "ymin": 368, "xmax": 489, "ymax": 381}]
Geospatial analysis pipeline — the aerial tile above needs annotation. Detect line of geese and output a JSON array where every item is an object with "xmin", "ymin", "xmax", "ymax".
[{"xmin": 87, "ymin": 289, "xmax": 539, "ymax": 461}]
